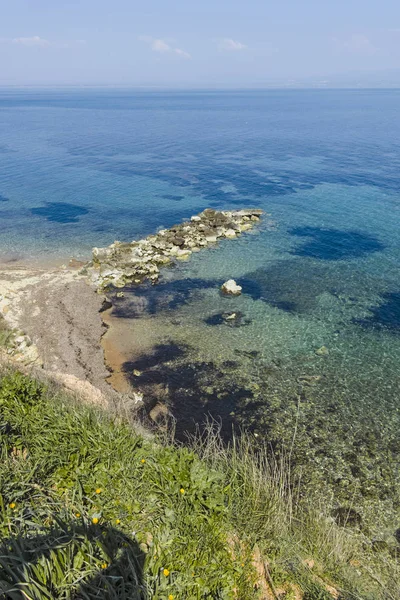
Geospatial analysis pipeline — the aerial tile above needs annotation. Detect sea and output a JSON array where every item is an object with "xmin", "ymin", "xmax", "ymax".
[{"xmin": 1, "ymin": 89, "xmax": 400, "ymax": 528}]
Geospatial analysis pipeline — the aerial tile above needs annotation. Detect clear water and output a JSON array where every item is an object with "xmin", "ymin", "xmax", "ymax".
[{"xmin": 1, "ymin": 89, "xmax": 400, "ymax": 524}]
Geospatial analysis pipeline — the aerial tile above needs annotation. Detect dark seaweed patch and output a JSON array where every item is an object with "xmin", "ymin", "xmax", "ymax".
[
  {"xmin": 31, "ymin": 202, "xmax": 89, "ymax": 223},
  {"xmin": 289, "ymin": 227, "xmax": 384, "ymax": 261},
  {"xmin": 356, "ymin": 292, "xmax": 400, "ymax": 332},
  {"xmin": 111, "ymin": 278, "xmax": 217, "ymax": 318},
  {"xmin": 121, "ymin": 342, "xmax": 255, "ymax": 440},
  {"xmin": 0, "ymin": 194, "xmax": 9, "ymax": 202}
]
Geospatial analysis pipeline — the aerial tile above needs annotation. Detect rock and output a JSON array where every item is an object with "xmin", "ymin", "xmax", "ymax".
[
  {"xmin": 224, "ymin": 312, "xmax": 237, "ymax": 321},
  {"xmin": 221, "ymin": 280, "xmax": 242, "ymax": 296},
  {"xmin": 171, "ymin": 236, "xmax": 185, "ymax": 246},
  {"xmin": 176, "ymin": 248, "xmax": 192, "ymax": 259},
  {"xmin": 315, "ymin": 346, "xmax": 329, "ymax": 356},
  {"xmin": 222, "ymin": 312, "xmax": 251, "ymax": 327},
  {"xmin": 85, "ymin": 208, "xmax": 264, "ymax": 290},
  {"xmin": 99, "ymin": 297, "xmax": 112, "ymax": 312},
  {"xmin": 298, "ymin": 375, "xmax": 322, "ymax": 385}
]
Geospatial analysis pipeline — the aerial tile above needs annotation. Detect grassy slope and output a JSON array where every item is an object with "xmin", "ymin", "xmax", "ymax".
[{"xmin": 0, "ymin": 370, "xmax": 399, "ymax": 599}]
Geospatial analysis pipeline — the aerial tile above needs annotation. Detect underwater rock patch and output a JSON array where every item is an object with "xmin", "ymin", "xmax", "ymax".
[
  {"xmin": 356, "ymin": 291, "xmax": 400, "ymax": 333},
  {"xmin": 289, "ymin": 226, "xmax": 384, "ymax": 261},
  {"xmin": 84, "ymin": 208, "xmax": 263, "ymax": 290},
  {"xmin": 205, "ymin": 312, "xmax": 252, "ymax": 328},
  {"xmin": 31, "ymin": 202, "xmax": 89, "ymax": 223},
  {"xmin": 0, "ymin": 194, "xmax": 9, "ymax": 202}
]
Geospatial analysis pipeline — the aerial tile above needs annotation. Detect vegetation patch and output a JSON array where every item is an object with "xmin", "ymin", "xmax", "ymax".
[{"xmin": 0, "ymin": 371, "xmax": 399, "ymax": 598}]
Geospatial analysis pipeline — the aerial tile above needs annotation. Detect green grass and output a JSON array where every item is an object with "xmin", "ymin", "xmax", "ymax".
[
  {"xmin": 0, "ymin": 316, "xmax": 13, "ymax": 349},
  {"xmin": 0, "ymin": 370, "xmax": 399, "ymax": 599}
]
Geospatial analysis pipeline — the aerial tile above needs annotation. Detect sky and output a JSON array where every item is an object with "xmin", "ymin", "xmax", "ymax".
[{"xmin": 1, "ymin": 0, "xmax": 400, "ymax": 87}]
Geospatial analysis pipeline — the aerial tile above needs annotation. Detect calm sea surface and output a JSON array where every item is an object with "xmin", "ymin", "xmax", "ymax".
[{"xmin": 1, "ymin": 89, "xmax": 400, "ymax": 525}]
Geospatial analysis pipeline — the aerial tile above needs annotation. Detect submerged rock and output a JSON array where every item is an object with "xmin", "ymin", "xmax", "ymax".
[
  {"xmin": 205, "ymin": 311, "xmax": 251, "ymax": 327},
  {"xmin": 83, "ymin": 208, "xmax": 264, "ymax": 291},
  {"xmin": 315, "ymin": 345, "xmax": 329, "ymax": 356},
  {"xmin": 221, "ymin": 279, "xmax": 242, "ymax": 296}
]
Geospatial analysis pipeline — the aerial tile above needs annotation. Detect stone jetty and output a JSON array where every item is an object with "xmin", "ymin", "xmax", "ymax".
[{"xmin": 83, "ymin": 208, "xmax": 263, "ymax": 290}]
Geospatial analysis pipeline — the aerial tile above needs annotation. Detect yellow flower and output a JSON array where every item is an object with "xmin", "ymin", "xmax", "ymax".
[
  {"xmin": 141, "ymin": 459, "xmax": 146, "ymax": 464},
  {"xmin": 163, "ymin": 568, "xmax": 170, "ymax": 577},
  {"xmin": 9, "ymin": 502, "xmax": 16, "ymax": 509},
  {"xmin": 95, "ymin": 488, "xmax": 102, "ymax": 494},
  {"xmin": 92, "ymin": 517, "xmax": 99, "ymax": 524},
  {"xmin": 168, "ymin": 595, "xmax": 174, "ymax": 600},
  {"xmin": 101, "ymin": 563, "xmax": 108, "ymax": 569},
  {"xmin": 115, "ymin": 519, "xmax": 121, "ymax": 525},
  {"xmin": 75, "ymin": 512, "xmax": 81, "ymax": 518},
  {"xmin": 179, "ymin": 488, "xmax": 185, "ymax": 494}
]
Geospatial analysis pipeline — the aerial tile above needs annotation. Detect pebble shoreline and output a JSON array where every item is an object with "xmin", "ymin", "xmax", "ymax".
[{"xmin": 83, "ymin": 208, "xmax": 264, "ymax": 290}]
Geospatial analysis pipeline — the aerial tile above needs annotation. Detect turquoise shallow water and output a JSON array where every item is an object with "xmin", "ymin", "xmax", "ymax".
[{"xmin": 1, "ymin": 89, "xmax": 400, "ymax": 525}]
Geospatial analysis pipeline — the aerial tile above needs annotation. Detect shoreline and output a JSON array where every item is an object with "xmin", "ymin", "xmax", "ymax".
[
  {"xmin": 0, "ymin": 264, "xmax": 119, "ymax": 406},
  {"xmin": 0, "ymin": 208, "xmax": 264, "ymax": 410}
]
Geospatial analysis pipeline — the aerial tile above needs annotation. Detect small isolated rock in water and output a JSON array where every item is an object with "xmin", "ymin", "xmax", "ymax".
[
  {"xmin": 224, "ymin": 312, "xmax": 237, "ymax": 321},
  {"xmin": 315, "ymin": 346, "xmax": 329, "ymax": 356},
  {"xmin": 221, "ymin": 279, "xmax": 242, "ymax": 296}
]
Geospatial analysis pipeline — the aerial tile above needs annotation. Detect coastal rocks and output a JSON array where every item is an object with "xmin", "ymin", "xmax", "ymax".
[
  {"xmin": 221, "ymin": 279, "xmax": 242, "ymax": 296},
  {"xmin": 84, "ymin": 208, "xmax": 263, "ymax": 291}
]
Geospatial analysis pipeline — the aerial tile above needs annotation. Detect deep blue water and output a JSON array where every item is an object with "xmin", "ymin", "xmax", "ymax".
[{"xmin": 2, "ymin": 90, "xmax": 400, "ymax": 518}]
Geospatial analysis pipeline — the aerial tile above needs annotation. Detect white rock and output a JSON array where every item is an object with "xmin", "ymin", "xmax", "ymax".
[
  {"xmin": 132, "ymin": 392, "xmax": 144, "ymax": 405},
  {"xmin": 225, "ymin": 312, "xmax": 237, "ymax": 320},
  {"xmin": 191, "ymin": 215, "xmax": 201, "ymax": 222},
  {"xmin": 221, "ymin": 279, "xmax": 242, "ymax": 296},
  {"xmin": 224, "ymin": 229, "xmax": 237, "ymax": 239},
  {"xmin": 176, "ymin": 248, "xmax": 192, "ymax": 260}
]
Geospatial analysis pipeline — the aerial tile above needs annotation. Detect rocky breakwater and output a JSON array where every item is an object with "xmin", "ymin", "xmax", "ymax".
[{"xmin": 83, "ymin": 208, "xmax": 263, "ymax": 290}]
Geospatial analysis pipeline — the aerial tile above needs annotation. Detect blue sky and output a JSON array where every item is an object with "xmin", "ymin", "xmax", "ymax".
[{"xmin": 1, "ymin": 0, "xmax": 400, "ymax": 86}]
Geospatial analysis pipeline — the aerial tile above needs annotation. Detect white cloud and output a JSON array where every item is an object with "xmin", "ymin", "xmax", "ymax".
[
  {"xmin": 333, "ymin": 34, "xmax": 377, "ymax": 55},
  {"xmin": 174, "ymin": 48, "xmax": 191, "ymax": 59},
  {"xmin": 139, "ymin": 36, "xmax": 191, "ymax": 59},
  {"xmin": 12, "ymin": 36, "xmax": 50, "ymax": 47},
  {"xmin": 152, "ymin": 38, "xmax": 171, "ymax": 53},
  {"xmin": 219, "ymin": 38, "xmax": 247, "ymax": 51},
  {"xmin": 0, "ymin": 36, "xmax": 86, "ymax": 49}
]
